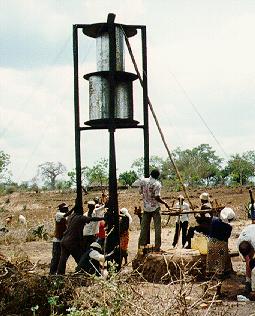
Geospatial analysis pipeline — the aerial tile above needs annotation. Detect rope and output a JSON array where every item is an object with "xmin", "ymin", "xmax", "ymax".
[
  {"xmin": 120, "ymin": 25, "xmax": 194, "ymax": 210},
  {"xmin": 168, "ymin": 72, "xmax": 229, "ymax": 160}
]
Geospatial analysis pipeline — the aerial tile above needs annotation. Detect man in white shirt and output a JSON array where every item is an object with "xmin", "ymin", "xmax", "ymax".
[
  {"xmin": 133, "ymin": 169, "xmax": 170, "ymax": 252},
  {"xmin": 82, "ymin": 200, "xmax": 105, "ymax": 252},
  {"xmin": 76, "ymin": 242, "xmax": 116, "ymax": 276},
  {"xmin": 172, "ymin": 195, "xmax": 190, "ymax": 248}
]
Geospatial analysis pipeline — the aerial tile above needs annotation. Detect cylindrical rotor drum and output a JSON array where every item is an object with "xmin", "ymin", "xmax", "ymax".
[
  {"xmin": 96, "ymin": 26, "xmax": 125, "ymax": 71},
  {"xmin": 88, "ymin": 75, "xmax": 133, "ymax": 121},
  {"xmin": 88, "ymin": 76, "xmax": 109, "ymax": 120}
]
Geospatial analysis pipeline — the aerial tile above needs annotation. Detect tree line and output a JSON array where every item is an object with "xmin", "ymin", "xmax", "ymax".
[{"xmin": 0, "ymin": 143, "xmax": 255, "ymax": 193}]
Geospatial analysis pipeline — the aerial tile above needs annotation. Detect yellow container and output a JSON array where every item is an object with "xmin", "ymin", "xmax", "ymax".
[{"xmin": 191, "ymin": 233, "xmax": 208, "ymax": 254}]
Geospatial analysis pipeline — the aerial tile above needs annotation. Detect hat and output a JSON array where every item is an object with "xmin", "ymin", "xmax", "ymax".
[
  {"xmin": 199, "ymin": 192, "xmax": 209, "ymax": 201},
  {"xmin": 88, "ymin": 200, "xmax": 96, "ymax": 205},
  {"xmin": 178, "ymin": 195, "xmax": 185, "ymax": 200},
  {"xmin": 220, "ymin": 207, "xmax": 235, "ymax": 223},
  {"xmin": 120, "ymin": 208, "xmax": 132, "ymax": 224},
  {"xmin": 90, "ymin": 242, "xmax": 102, "ymax": 251},
  {"xmin": 120, "ymin": 208, "xmax": 128, "ymax": 216},
  {"xmin": 58, "ymin": 203, "xmax": 68, "ymax": 210}
]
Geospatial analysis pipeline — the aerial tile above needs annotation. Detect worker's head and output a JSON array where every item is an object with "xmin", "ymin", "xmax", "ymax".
[
  {"xmin": 120, "ymin": 208, "xmax": 128, "ymax": 216},
  {"xmin": 90, "ymin": 242, "xmax": 102, "ymax": 252},
  {"xmin": 239, "ymin": 241, "xmax": 254, "ymax": 258},
  {"xmin": 58, "ymin": 203, "xmax": 69, "ymax": 213},
  {"xmin": 199, "ymin": 192, "xmax": 209, "ymax": 203},
  {"xmin": 178, "ymin": 195, "xmax": 185, "ymax": 202},
  {"xmin": 87, "ymin": 201, "xmax": 96, "ymax": 215},
  {"xmin": 120, "ymin": 207, "xmax": 133, "ymax": 224},
  {"xmin": 150, "ymin": 169, "xmax": 160, "ymax": 180},
  {"xmin": 94, "ymin": 196, "xmax": 100, "ymax": 204},
  {"xmin": 220, "ymin": 207, "xmax": 235, "ymax": 223}
]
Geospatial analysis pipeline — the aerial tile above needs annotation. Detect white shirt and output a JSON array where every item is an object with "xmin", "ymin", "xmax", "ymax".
[
  {"xmin": 89, "ymin": 249, "xmax": 105, "ymax": 262},
  {"xmin": 52, "ymin": 212, "xmax": 65, "ymax": 242},
  {"xmin": 237, "ymin": 224, "xmax": 255, "ymax": 250},
  {"xmin": 83, "ymin": 205, "xmax": 105, "ymax": 236},
  {"xmin": 175, "ymin": 201, "xmax": 190, "ymax": 223},
  {"xmin": 55, "ymin": 211, "xmax": 65, "ymax": 222},
  {"xmin": 133, "ymin": 176, "xmax": 162, "ymax": 212}
]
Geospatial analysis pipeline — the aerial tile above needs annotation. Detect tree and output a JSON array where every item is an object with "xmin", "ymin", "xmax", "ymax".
[
  {"xmin": 119, "ymin": 170, "xmax": 138, "ymax": 186},
  {"xmin": 167, "ymin": 144, "xmax": 223, "ymax": 186},
  {"xmin": 67, "ymin": 167, "xmax": 90, "ymax": 188},
  {"xmin": 37, "ymin": 162, "xmax": 66, "ymax": 189},
  {"xmin": 224, "ymin": 153, "xmax": 254, "ymax": 185},
  {"xmin": 87, "ymin": 158, "xmax": 108, "ymax": 187},
  {"xmin": 0, "ymin": 150, "xmax": 11, "ymax": 182},
  {"xmin": 131, "ymin": 155, "xmax": 165, "ymax": 178}
]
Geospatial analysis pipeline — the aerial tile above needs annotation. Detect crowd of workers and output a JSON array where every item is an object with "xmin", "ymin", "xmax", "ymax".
[{"xmin": 49, "ymin": 168, "xmax": 255, "ymax": 296}]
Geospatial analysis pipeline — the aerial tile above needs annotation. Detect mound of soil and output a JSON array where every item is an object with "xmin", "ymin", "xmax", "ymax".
[{"xmin": 132, "ymin": 249, "xmax": 206, "ymax": 283}]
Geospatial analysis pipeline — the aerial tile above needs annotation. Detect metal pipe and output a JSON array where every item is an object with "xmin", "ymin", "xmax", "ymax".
[
  {"xmin": 73, "ymin": 25, "xmax": 83, "ymax": 214},
  {"xmin": 141, "ymin": 26, "xmax": 149, "ymax": 177},
  {"xmin": 106, "ymin": 15, "xmax": 120, "ymax": 266}
]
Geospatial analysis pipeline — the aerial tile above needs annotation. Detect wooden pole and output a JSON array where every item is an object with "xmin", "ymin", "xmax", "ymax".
[{"xmin": 123, "ymin": 32, "xmax": 195, "ymax": 210}]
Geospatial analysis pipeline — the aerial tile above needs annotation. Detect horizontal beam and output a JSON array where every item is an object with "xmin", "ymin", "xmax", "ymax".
[
  {"xmin": 161, "ymin": 207, "xmax": 224, "ymax": 216},
  {"xmin": 73, "ymin": 24, "xmax": 145, "ymax": 29},
  {"xmin": 79, "ymin": 125, "xmax": 145, "ymax": 131}
]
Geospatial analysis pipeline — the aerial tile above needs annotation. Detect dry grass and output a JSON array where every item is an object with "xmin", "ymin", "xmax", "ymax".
[{"xmin": 0, "ymin": 253, "xmax": 239, "ymax": 316}]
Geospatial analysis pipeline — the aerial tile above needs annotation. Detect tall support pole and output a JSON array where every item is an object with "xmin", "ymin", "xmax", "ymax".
[
  {"xmin": 107, "ymin": 129, "xmax": 120, "ymax": 256},
  {"xmin": 141, "ymin": 26, "xmax": 149, "ymax": 177},
  {"xmin": 73, "ymin": 25, "xmax": 83, "ymax": 214},
  {"xmin": 106, "ymin": 14, "xmax": 120, "ymax": 258}
]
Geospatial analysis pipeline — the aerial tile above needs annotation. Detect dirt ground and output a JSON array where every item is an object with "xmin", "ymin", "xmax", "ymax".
[{"xmin": 0, "ymin": 186, "xmax": 255, "ymax": 315}]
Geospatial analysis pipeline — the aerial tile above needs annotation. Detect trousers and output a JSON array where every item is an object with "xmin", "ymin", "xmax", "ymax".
[
  {"xmin": 139, "ymin": 208, "xmax": 161, "ymax": 249},
  {"xmin": 49, "ymin": 241, "xmax": 61, "ymax": 274},
  {"xmin": 57, "ymin": 241, "xmax": 83, "ymax": 274},
  {"xmin": 172, "ymin": 221, "xmax": 188, "ymax": 247}
]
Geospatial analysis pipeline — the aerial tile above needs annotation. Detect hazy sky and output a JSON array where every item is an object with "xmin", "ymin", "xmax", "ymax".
[{"xmin": 1, "ymin": 0, "xmax": 255, "ymax": 183}]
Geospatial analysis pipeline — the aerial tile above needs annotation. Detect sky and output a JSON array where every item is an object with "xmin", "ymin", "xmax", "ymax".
[{"xmin": 1, "ymin": 0, "xmax": 255, "ymax": 183}]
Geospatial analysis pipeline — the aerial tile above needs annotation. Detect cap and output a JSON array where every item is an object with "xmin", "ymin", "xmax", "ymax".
[
  {"xmin": 90, "ymin": 242, "xmax": 102, "ymax": 250},
  {"xmin": 199, "ymin": 192, "xmax": 209, "ymax": 201},
  {"xmin": 58, "ymin": 203, "xmax": 68, "ymax": 210},
  {"xmin": 88, "ymin": 200, "xmax": 96, "ymax": 205},
  {"xmin": 178, "ymin": 195, "xmax": 185, "ymax": 200},
  {"xmin": 220, "ymin": 207, "xmax": 235, "ymax": 223},
  {"xmin": 120, "ymin": 208, "xmax": 128, "ymax": 216}
]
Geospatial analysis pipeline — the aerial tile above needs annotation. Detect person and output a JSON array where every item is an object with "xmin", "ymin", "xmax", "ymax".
[
  {"xmin": 76, "ymin": 242, "xmax": 116, "ymax": 276},
  {"xmin": 172, "ymin": 195, "xmax": 190, "ymax": 248},
  {"xmin": 57, "ymin": 207, "xmax": 104, "ymax": 275},
  {"xmin": 185, "ymin": 192, "xmax": 213, "ymax": 249},
  {"xmin": 119, "ymin": 208, "xmax": 132, "ymax": 265},
  {"xmin": 49, "ymin": 203, "xmax": 73, "ymax": 274},
  {"xmin": 94, "ymin": 196, "xmax": 100, "ymax": 207},
  {"xmin": 133, "ymin": 169, "xmax": 170, "ymax": 252},
  {"xmin": 237, "ymin": 224, "xmax": 255, "ymax": 293},
  {"xmin": 248, "ymin": 189, "xmax": 255, "ymax": 223},
  {"xmin": 82, "ymin": 201, "xmax": 105, "ymax": 252},
  {"xmin": 206, "ymin": 207, "xmax": 235, "ymax": 277},
  {"xmin": 96, "ymin": 219, "xmax": 106, "ymax": 248}
]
